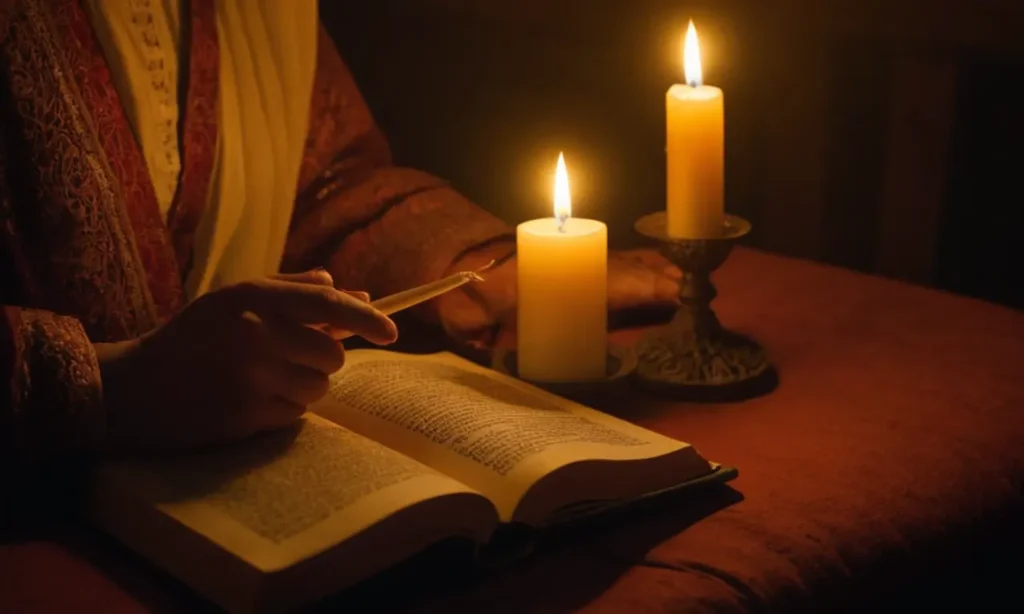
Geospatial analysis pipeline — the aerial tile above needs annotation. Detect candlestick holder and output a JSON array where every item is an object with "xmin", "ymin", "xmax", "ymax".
[{"xmin": 633, "ymin": 212, "xmax": 773, "ymax": 399}]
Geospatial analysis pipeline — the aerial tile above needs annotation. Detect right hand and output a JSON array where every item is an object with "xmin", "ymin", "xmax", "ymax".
[{"xmin": 95, "ymin": 270, "xmax": 397, "ymax": 452}]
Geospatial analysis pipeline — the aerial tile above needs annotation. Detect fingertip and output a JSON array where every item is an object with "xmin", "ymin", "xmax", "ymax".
[
  {"xmin": 319, "ymin": 290, "xmax": 399, "ymax": 344},
  {"xmin": 369, "ymin": 317, "xmax": 399, "ymax": 346},
  {"xmin": 383, "ymin": 317, "xmax": 399, "ymax": 344}
]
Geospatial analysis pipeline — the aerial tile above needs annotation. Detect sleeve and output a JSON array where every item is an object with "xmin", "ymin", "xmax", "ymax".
[
  {"xmin": 0, "ymin": 159, "xmax": 105, "ymax": 470},
  {"xmin": 0, "ymin": 308, "xmax": 105, "ymax": 467},
  {"xmin": 282, "ymin": 25, "xmax": 515, "ymax": 309}
]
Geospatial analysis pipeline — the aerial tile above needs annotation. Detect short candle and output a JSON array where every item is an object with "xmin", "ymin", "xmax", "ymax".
[
  {"xmin": 666, "ymin": 20, "xmax": 724, "ymax": 238},
  {"xmin": 517, "ymin": 153, "xmax": 608, "ymax": 383}
]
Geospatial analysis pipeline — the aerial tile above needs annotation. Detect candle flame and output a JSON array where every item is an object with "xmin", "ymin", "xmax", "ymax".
[
  {"xmin": 684, "ymin": 20, "xmax": 703, "ymax": 87},
  {"xmin": 554, "ymin": 152, "xmax": 571, "ymax": 230}
]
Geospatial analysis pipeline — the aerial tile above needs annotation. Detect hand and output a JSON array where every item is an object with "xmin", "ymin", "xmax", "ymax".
[
  {"xmin": 436, "ymin": 245, "xmax": 681, "ymax": 349},
  {"xmin": 95, "ymin": 270, "xmax": 396, "ymax": 452},
  {"xmin": 605, "ymin": 247, "xmax": 682, "ymax": 312}
]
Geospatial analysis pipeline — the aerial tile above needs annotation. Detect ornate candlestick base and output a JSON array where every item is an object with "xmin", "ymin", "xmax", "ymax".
[{"xmin": 633, "ymin": 212, "xmax": 773, "ymax": 400}]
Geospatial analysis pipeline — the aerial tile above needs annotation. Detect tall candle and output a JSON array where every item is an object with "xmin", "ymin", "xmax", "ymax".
[
  {"xmin": 666, "ymin": 20, "xmax": 724, "ymax": 238},
  {"xmin": 517, "ymin": 153, "xmax": 607, "ymax": 383}
]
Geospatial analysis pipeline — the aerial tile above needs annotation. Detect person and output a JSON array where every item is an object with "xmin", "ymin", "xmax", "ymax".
[{"xmin": 0, "ymin": 1, "xmax": 679, "ymax": 476}]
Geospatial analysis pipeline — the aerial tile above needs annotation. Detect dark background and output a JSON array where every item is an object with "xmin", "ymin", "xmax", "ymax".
[{"xmin": 321, "ymin": 0, "xmax": 1023, "ymax": 308}]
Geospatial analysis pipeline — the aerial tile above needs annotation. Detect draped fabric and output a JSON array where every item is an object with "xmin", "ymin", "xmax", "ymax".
[
  {"xmin": 187, "ymin": 0, "xmax": 319, "ymax": 298},
  {"xmin": 85, "ymin": 0, "xmax": 319, "ymax": 298},
  {"xmin": 0, "ymin": 0, "xmax": 511, "ymax": 472},
  {"xmin": 84, "ymin": 0, "xmax": 183, "ymax": 221}
]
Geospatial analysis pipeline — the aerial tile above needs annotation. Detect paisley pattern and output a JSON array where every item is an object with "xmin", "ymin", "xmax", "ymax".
[
  {"xmin": 94, "ymin": 0, "xmax": 184, "ymax": 217},
  {"xmin": 2, "ymin": 307, "xmax": 104, "ymax": 462},
  {"xmin": 0, "ymin": 0, "xmax": 217, "ymax": 463},
  {"xmin": 3, "ymin": 0, "xmax": 176, "ymax": 339},
  {"xmin": 293, "ymin": 25, "xmax": 392, "ymax": 203},
  {"xmin": 0, "ymin": 5, "xmax": 506, "ymax": 465},
  {"xmin": 288, "ymin": 26, "xmax": 512, "ymax": 298},
  {"xmin": 165, "ymin": 0, "xmax": 217, "ymax": 273}
]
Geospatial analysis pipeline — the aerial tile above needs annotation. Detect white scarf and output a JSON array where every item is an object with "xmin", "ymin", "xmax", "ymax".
[{"xmin": 87, "ymin": 0, "xmax": 320, "ymax": 299}]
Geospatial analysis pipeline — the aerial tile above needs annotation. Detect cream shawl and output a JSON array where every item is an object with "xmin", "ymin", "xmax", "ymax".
[{"xmin": 86, "ymin": 0, "xmax": 319, "ymax": 299}]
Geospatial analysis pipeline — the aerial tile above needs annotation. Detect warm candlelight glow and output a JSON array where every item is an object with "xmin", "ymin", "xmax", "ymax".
[
  {"xmin": 667, "ymin": 18, "xmax": 723, "ymax": 238},
  {"xmin": 683, "ymin": 20, "xmax": 703, "ymax": 87},
  {"xmin": 518, "ymin": 151, "xmax": 607, "ymax": 382},
  {"xmin": 554, "ymin": 152, "xmax": 571, "ymax": 228}
]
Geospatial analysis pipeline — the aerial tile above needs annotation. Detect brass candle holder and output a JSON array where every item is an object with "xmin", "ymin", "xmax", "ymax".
[{"xmin": 633, "ymin": 212, "xmax": 774, "ymax": 400}]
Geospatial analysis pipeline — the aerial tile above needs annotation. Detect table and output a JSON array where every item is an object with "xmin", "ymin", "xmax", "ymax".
[{"xmin": 2, "ymin": 248, "xmax": 1023, "ymax": 612}]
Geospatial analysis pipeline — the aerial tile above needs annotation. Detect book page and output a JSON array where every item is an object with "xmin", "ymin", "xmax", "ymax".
[
  {"xmin": 92, "ymin": 415, "xmax": 493, "ymax": 572},
  {"xmin": 315, "ymin": 351, "xmax": 694, "ymax": 521}
]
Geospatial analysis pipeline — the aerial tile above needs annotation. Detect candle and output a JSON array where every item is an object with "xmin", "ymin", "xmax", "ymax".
[
  {"xmin": 666, "ymin": 20, "xmax": 724, "ymax": 238},
  {"xmin": 517, "ymin": 153, "xmax": 608, "ymax": 382}
]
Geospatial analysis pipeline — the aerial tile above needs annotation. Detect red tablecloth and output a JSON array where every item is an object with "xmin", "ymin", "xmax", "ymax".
[{"xmin": 3, "ymin": 248, "xmax": 1023, "ymax": 612}]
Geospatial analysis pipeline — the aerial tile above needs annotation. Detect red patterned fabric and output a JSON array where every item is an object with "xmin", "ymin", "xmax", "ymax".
[
  {"xmin": 0, "ymin": 0, "xmax": 221, "ymax": 469},
  {"xmin": 0, "ymin": 308, "xmax": 102, "ymax": 463},
  {"xmin": 60, "ymin": 0, "xmax": 185, "ymax": 327},
  {"xmin": 0, "ymin": 0, "xmax": 220, "ymax": 336},
  {"xmin": 1, "ymin": 0, "xmax": 177, "ymax": 339},
  {"xmin": 165, "ymin": 0, "xmax": 219, "ymax": 274},
  {"xmin": 286, "ymin": 26, "xmax": 513, "ymax": 301},
  {"xmin": 0, "ymin": 2, "xmax": 512, "ymax": 478}
]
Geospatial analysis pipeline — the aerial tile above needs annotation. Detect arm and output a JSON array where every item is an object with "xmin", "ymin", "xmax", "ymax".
[
  {"xmin": 0, "ymin": 308, "xmax": 105, "ymax": 467},
  {"xmin": 283, "ymin": 26, "xmax": 679, "ymax": 344},
  {"xmin": 0, "ymin": 10, "xmax": 106, "ymax": 476},
  {"xmin": 0, "ymin": 171, "xmax": 106, "ymax": 478},
  {"xmin": 283, "ymin": 26, "xmax": 515, "ymax": 323}
]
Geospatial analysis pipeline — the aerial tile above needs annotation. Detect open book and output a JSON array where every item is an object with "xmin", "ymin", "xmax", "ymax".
[{"xmin": 87, "ymin": 350, "xmax": 735, "ymax": 613}]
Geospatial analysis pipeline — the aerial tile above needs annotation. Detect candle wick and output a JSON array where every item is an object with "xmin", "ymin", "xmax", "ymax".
[{"xmin": 557, "ymin": 213, "xmax": 569, "ymax": 233}]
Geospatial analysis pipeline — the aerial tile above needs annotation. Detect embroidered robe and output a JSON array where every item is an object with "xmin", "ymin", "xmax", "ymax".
[{"xmin": 0, "ymin": 0, "xmax": 511, "ymax": 469}]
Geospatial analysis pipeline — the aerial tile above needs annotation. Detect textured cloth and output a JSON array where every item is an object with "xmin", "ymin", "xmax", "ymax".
[
  {"xmin": 186, "ymin": 0, "xmax": 319, "ymax": 297},
  {"xmin": 414, "ymin": 248, "xmax": 1024, "ymax": 612},
  {"xmin": 0, "ymin": 0, "xmax": 509, "ymax": 469},
  {"xmin": 85, "ymin": 0, "xmax": 321, "ymax": 298},
  {"xmin": 2, "ymin": 248, "xmax": 1022, "ymax": 612},
  {"xmin": 84, "ymin": 0, "xmax": 183, "ymax": 219}
]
